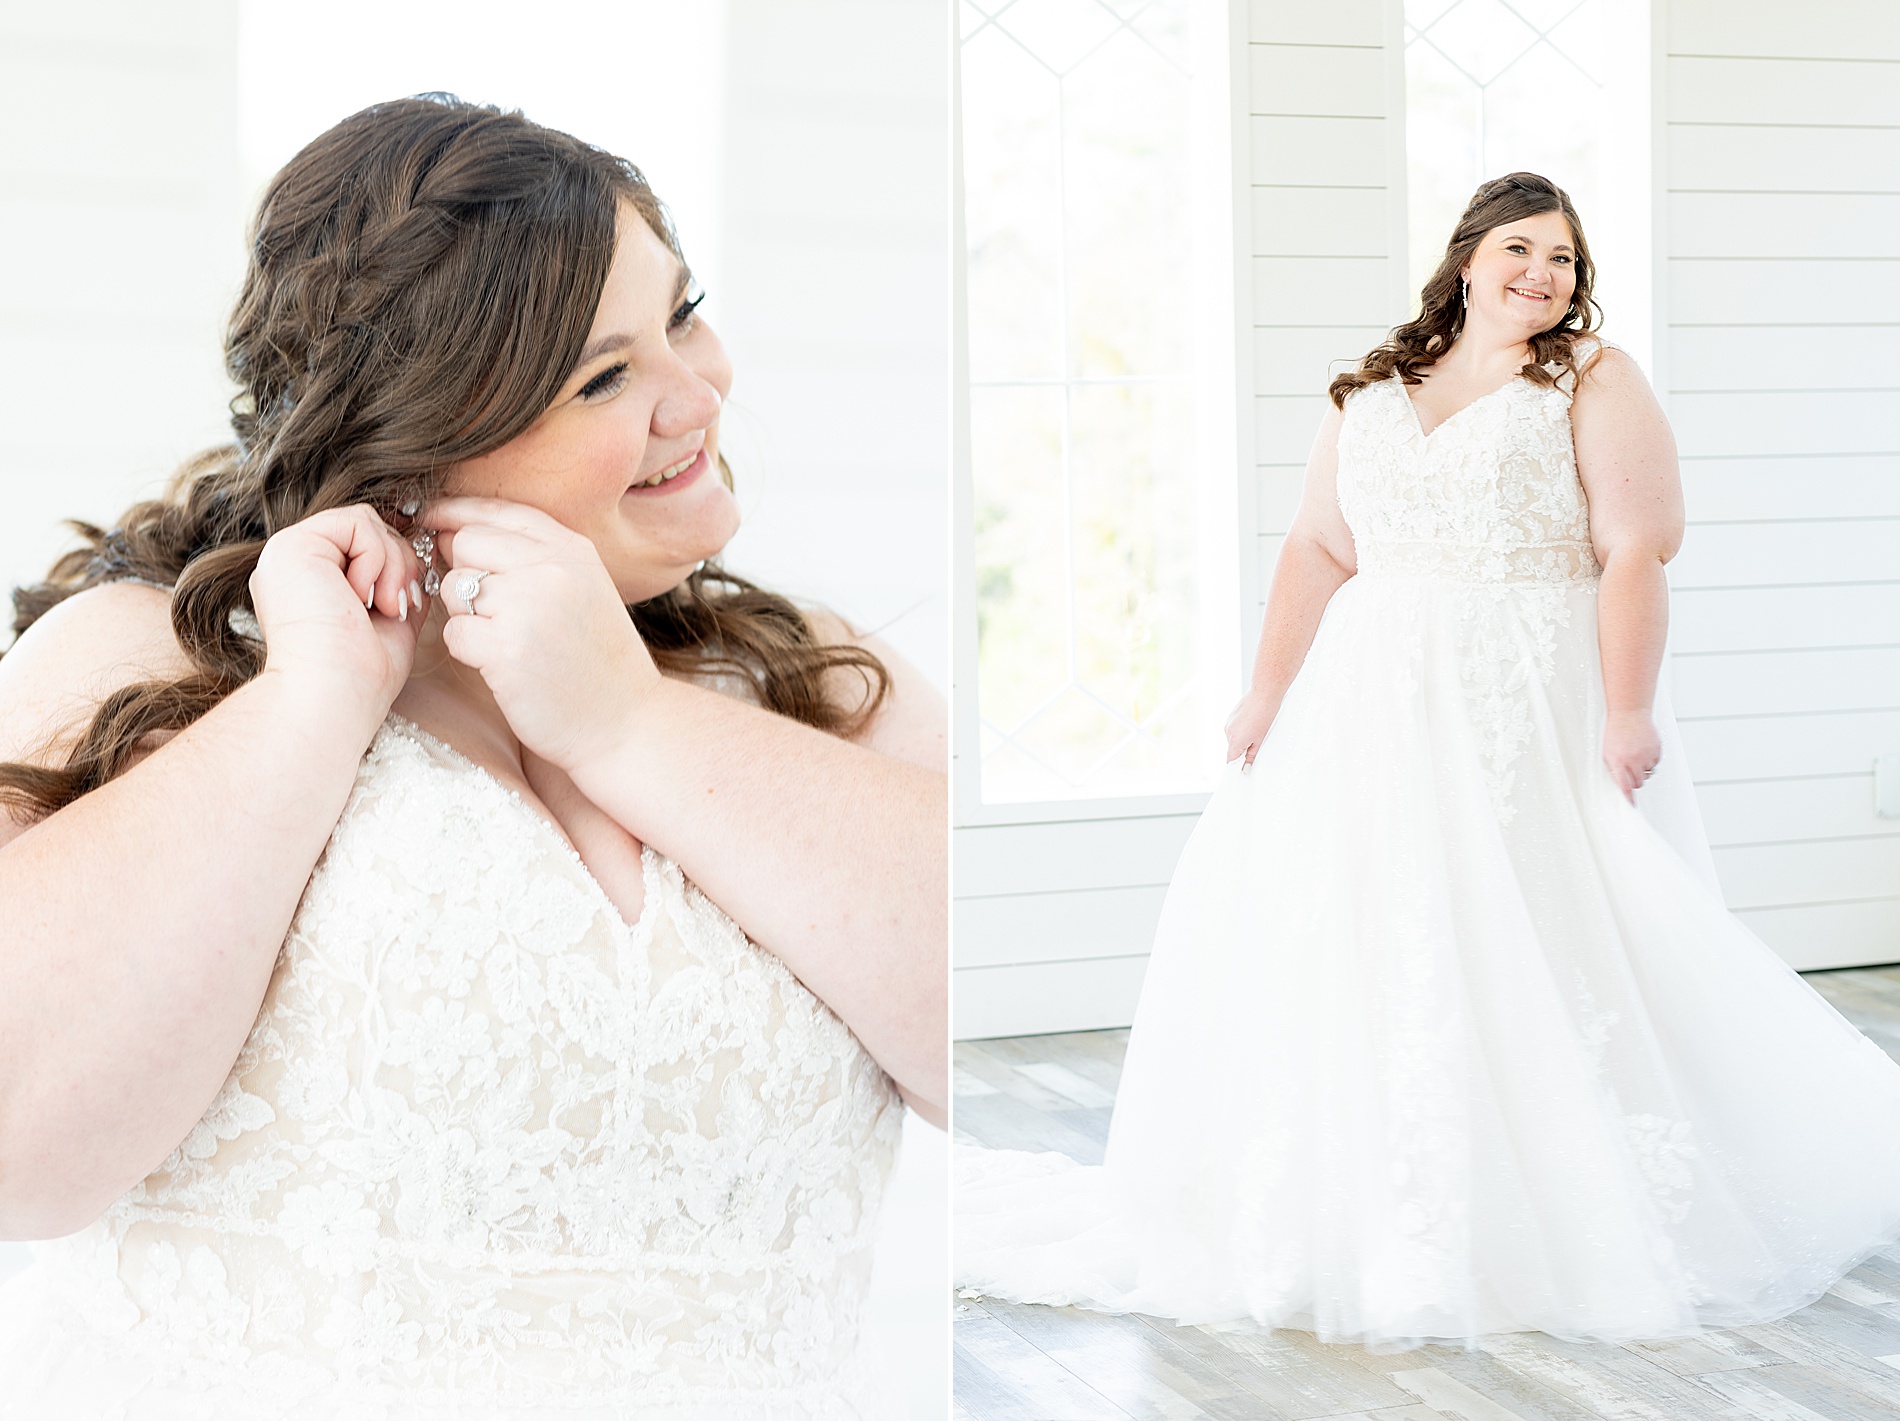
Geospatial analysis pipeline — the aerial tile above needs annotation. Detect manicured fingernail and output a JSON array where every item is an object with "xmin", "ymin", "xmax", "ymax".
[
  {"xmin": 411, "ymin": 579, "xmax": 423, "ymax": 608},
  {"xmin": 397, "ymin": 587, "xmax": 408, "ymax": 621},
  {"xmin": 367, "ymin": 588, "xmax": 376, "ymax": 611}
]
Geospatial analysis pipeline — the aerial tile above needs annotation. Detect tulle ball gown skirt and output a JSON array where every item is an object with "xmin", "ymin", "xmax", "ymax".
[{"xmin": 957, "ymin": 570, "xmax": 1900, "ymax": 1350}]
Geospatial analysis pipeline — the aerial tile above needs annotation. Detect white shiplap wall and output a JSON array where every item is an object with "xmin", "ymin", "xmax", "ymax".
[
  {"xmin": 1247, "ymin": 0, "xmax": 1408, "ymax": 628},
  {"xmin": 0, "ymin": 0, "xmax": 244, "ymax": 616},
  {"xmin": 1661, "ymin": 0, "xmax": 1900, "ymax": 970},
  {"xmin": 716, "ymin": 0, "xmax": 949, "ymax": 690},
  {"xmin": 953, "ymin": 0, "xmax": 1409, "ymax": 1039}
]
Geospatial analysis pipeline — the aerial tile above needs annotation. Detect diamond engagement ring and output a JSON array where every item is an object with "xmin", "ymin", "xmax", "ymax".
[{"xmin": 454, "ymin": 569, "xmax": 490, "ymax": 614}]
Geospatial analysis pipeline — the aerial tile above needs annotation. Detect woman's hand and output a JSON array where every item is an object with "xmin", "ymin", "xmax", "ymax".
[
  {"xmin": 424, "ymin": 497, "xmax": 664, "ymax": 771},
  {"xmin": 1603, "ymin": 707, "xmax": 1662, "ymax": 803},
  {"xmin": 252, "ymin": 504, "xmax": 429, "ymax": 716},
  {"xmin": 1224, "ymin": 690, "xmax": 1279, "ymax": 768}
]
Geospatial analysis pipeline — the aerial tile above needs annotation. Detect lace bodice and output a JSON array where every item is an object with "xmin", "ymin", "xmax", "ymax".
[
  {"xmin": 34, "ymin": 718, "xmax": 901, "ymax": 1416},
  {"xmin": 1337, "ymin": 370, "xmax": 1600, "ymax": 586}
]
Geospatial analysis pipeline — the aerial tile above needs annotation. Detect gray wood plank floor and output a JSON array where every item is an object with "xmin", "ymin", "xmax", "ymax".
[{"xmin": 954, "ymin": 964, "xmax": 1900, "ymax": 1421}]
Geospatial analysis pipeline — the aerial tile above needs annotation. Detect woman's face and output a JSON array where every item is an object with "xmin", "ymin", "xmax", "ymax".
[
  {"xmin": 448, "ymin": 204, "xmax": 738, "ymax": 603},
  {"xmin": 1460, "ymin": 208, "xmax": 1578, "ymax": 337}
]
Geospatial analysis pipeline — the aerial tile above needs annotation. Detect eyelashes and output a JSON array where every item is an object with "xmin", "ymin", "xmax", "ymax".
[
  {"xmin": 576, "ymin": 289, "xmax": 708, "ymax": 402},
  {"xmin": 579, "ymin": 362, "xmax": 629, "ymax": 401},
  {"xmin": 1505, "ymin": 243, "xmax": 1573, "ymax": 264},
  {"xmin": 671, "ymin": 288, "xmax": 706, "ymax": 333}
]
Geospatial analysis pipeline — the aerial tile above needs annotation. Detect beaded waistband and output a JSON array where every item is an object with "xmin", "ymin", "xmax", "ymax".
[{"xmin": 1355, "ymin": 538, "xmax": 1600, "ymax": 586}]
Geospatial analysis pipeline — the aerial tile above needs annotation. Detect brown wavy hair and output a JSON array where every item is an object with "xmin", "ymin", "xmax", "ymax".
[
  {"xmin": 1, "ymin": 95, "xmax": 887, "ymax": 821},
  {"xmin": 1329, "ymin": 171, "xmax": 1602, "ymax": 409}
]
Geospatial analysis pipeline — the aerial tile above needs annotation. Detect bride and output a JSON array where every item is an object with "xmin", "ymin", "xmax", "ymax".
[
  {"xmin": 956, "ymin": 172, "xmax": 1900, "ymax": 1348},
  {"xmin": 0, "ymin": 97, "xmax": 945, "ymax": 1416}
]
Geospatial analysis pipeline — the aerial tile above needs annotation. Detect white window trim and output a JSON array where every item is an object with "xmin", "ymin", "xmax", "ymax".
[{"xmin": 951, "ymin": 0, "xmax": 1258, "ymax": 829}]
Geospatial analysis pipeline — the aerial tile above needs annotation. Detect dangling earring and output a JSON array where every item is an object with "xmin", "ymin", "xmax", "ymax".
[
  {"xmin": 411, "ymin": 527, "xmax": 441, "ymax": 596},
  {"xmin": 393, "ymin": 493, "xmax": 440, "ymax": 596},
  {"xmin": 1460, "ymin": 276, "xmax": 1470, "ymax": 308}
]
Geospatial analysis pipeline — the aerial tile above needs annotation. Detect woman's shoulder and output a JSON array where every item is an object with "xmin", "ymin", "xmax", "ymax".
[
  {"xmin": 0, "ymin": 583, "xmax": 188, "ymax": 833},
  {"xmin": 0, "ymin": 583, "xmax": 188, "ymax": 743},
  {"xmin": 1546, "ymin": 334, "xmax": 1632, "ymax": 399},
  {"xmin": 803, "ymin": 608, "xmax": 946, "ymax": 773},
  {"xmin": 1564, "ymin": 339, "xmax": 1653, "ymax": 404}
]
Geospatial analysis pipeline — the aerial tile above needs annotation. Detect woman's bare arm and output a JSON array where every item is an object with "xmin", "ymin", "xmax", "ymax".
[
  {"xmin": 808, "ymin": 610, "xmax": 948, "ymax": 774},
  {"xmin": 1226, "ymin": 404, "xmax": 1357, "ymax": 765},
  {"xmin": 1572, "ymin": 346, "xmax": 1685, "ymax": 800},
  {"xmin": 0, "ymin": 512, "xmax": 424, "ymax": 1237},
  {"xmin": 424, "ymin": 499, "xmax": 948, "ymax": 1116},
  {"xmin": 570, "ymin": 687, "xmax": 947, "ymax": 1117}
]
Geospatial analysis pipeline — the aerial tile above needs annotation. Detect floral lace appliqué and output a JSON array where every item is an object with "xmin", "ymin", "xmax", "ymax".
[
  {"xmin": 37, "ymin": 720, "xmax": 903, "ymax": 1418},
  {"xmin": 1338, "ymin": 375, "xmax": 1601, "ymax": 822}
]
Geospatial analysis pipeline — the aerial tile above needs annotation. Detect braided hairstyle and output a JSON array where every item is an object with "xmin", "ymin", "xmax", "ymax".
[
  {"xmin": 1, "ymin": 95, "xmax": 887, "ymax": 821},
  {"xmin": 1329, "ymin": 171, "xmax": 1602, "ymax": 408}
]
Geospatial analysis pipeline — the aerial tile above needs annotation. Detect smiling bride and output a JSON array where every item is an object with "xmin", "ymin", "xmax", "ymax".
[
  {"xmin": 0, "ymin": 96, "xmax": 945, "ymax": 1419},
  {"xmin": 957, "ymin": 172, "xmax": 1900, "ymax": 1349}
]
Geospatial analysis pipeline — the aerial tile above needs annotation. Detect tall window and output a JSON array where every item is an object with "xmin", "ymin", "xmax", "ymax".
[
  {"xmin": 1403, "ymin": 0, "xmax": 1652, "ymax": 366},
  {"xmin": 958, "ymin": 0, "xmax": 1238, "ymax": 808}
]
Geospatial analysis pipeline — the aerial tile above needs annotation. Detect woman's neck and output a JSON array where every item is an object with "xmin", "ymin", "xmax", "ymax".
[
  {"xmin": 1440, "ymin": 313, "xmax": 1539, "ymax": 381},
  {"xmin": 391, "ymin": 607, "xmax": 524, "ymax": 776}
]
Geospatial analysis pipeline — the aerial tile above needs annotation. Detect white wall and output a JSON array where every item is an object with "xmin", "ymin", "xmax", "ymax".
[
  {"xmin": 1659, "ymin": 0, "xmax": 1900, "ymax": 970},
  {"xmin": 715, "ymin": 0, "xmax": 949, "ymax": 688},
  {"xmin": 0, "ymin": 0, "xmax": 242, "ymax": 627},
  {"xmin": 952, "ymin": 0, "xmax": 1411, "ymax": 1040},
  {"xmin": 0, "ymin": 2, "xmax": 949, "ymax": 1406}
]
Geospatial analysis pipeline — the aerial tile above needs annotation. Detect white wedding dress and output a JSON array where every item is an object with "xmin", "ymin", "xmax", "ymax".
[
  {"xmin": 957, "ymin": 362, "xmax": 1900, "ymax": 1348},
  {"xmin": 0, "ymin": 717, "xmax": 902, "ymax": 1418}
]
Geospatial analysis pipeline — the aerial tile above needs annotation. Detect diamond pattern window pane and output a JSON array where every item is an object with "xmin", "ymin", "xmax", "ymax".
[
  {"xmin": 962, "ymin": 0, "xmax": 1226, "ymax": 803},
  {"xmin": 1403, "ymin": 0, "xmax": 1646, "ymax": 346}
]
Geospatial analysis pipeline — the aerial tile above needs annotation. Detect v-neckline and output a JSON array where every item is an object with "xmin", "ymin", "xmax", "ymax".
[
  {"xmin": 380, "ymin": 713, "xmax": 659, "ymax": 939},
  {"xmin": 1398, "ymin": 373, "xmax": 1523, "ymax": 441}
]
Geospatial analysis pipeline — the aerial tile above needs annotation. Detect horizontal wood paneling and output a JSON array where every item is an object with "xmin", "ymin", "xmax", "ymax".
[
  {"xmin": 1680, "ymin": 456, "xmax": 1900, "ymax": 522},
  {"xmin": 0, "ymin": 0, "xmax": 226, "ymax": 49},
  {"xmin": 1672, "ymin": 391, "xmax": 1900, "ymax": 458},
  {"xmin": 1733, "ymin": 898, "xmax": 1900, "ymax": 972},
  {"xmin": 1252, "ymin": 256, "xmax": 1392, "ymax": 325},
  {"xmin": 1662, "ymin": 12, "xmax": 1900, "ymax": 960},
  {"xmin": 1248, "ymin": 43, "xmax": 1383, "ymax": 117},
  {"xmin": 1696, "ymin": 774, "xmax": 1891, "ymax": 847},
  {"xmin": 1250, "ymin": 0, "xmax": 1383, "ymax": 47},
  {"xmin": 0, "ymin": 0, "xmax": 240, "ymax": 631},
  {"xmin": 1714, "ymin": 836, "xmax": 1900, "ymax": 911},
  {"xmin": 1255, "ymin": 466, "xmax": 1303, "ymax": 534},
  {"xmin": 1669, "ymin": 259, "xmax": 1900, "ymax": 326},
  {"xmin": 1669, "ymin": 329, "xmax": 1900, "ymax": 392},
  {"xmin": 1249, "ymin": 115, "xmax": 1389, "ymax": 186},
  {"xmin": 1673, "ymin": 647, "xmax": 1900, "ymax": 718},
  {"xmin": 1668, "ymin": 0, "xmax": 1900, "ymax": 62},
  {"xmin": 1254, "ymin": 394, "xmax": 1329, "ymax": 463},
  {"xmin": 955, "ymin": 813, "xmax": 1197, "ymax": 896},
  {"xmin": 955, "ymin": 885, "xmax": 1168, "ymax": 969},
  {"xmin": 1251, "ymin": 186, "xmax": 1389, "ymax": 256},
  {"xmin": 1667, "ymin": 56, "xmax": 1900, "ymax": 127},
  {"xmin": 1679, "ymin": 709, "xmax": 1900, "ymax": 781},
  {"xmin": 0, "ymin": 51, "xmax": 225, "ymax": 192},
  {"xmin": 1673, "ymin": 584, "xmax": 1900, "ymax": 654},
  {"xmin": 1669, "ymin": 192, "xmax": 1900, "ymax": 259},
  {"xmin": 955, "ymin": 956, "xmax": 1151, "ymax": 1040},
  {"xmin": 1668, "ymin": 124, "xmax": 1900, "ymax": 195},
  {"xmin": 0, "ymin": 198, "xmax": 237, "ymax": 324},
  {"xmin": 1667, "ymin": 519, "xmax": 1900, "ymax": 588},
  {"xmin": 1252, "ymin": 325, "xmax": 1385, "ymax": 393}
]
